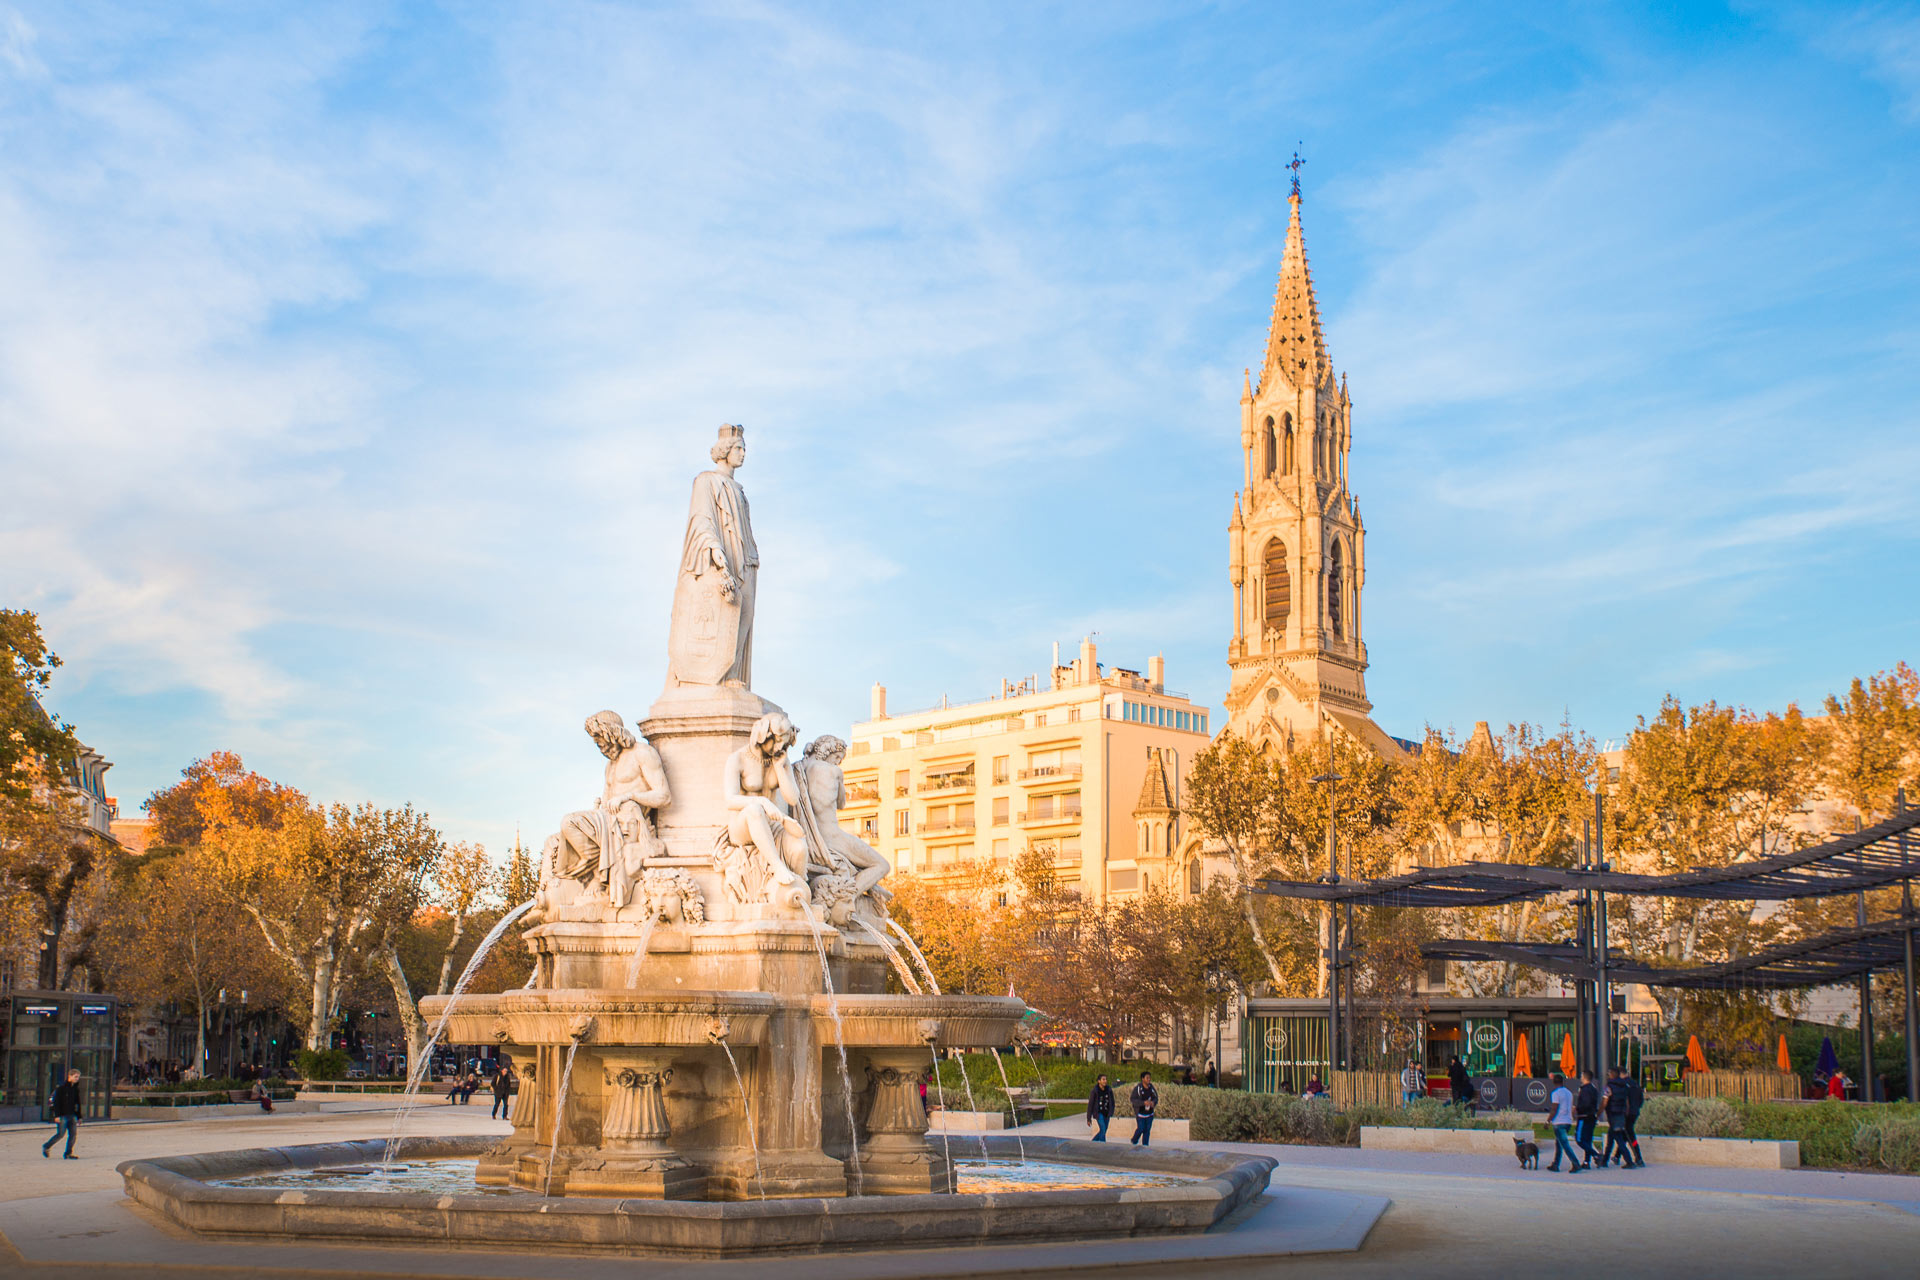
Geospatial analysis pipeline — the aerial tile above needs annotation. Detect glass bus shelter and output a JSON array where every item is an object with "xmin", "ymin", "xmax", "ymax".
[{"xmin": 2, "ymin": 991, "xmax": 118, "ymax": 1123}]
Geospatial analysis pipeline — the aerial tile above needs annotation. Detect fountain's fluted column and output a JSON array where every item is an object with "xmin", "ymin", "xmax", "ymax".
[
  {"xmin": 478, "ymin": 1047, "xmax": 539, "ymax": 1185},
  {"xmin": 564, "ymin": 1051, "xmax": 702, "ymax": 1199},
  {"xmin": 857, "ymin": 1048, "xmax": 954, "ymax": 1194}
]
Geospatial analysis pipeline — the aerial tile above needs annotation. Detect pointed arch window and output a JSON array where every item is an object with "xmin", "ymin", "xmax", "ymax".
[
  {"xmin": 1327, "ymin": 539, "xmax": 1345, "ymax": 638},
  {"xmin": 1262, "ymin": 418, "xmax": 1276, "ymax": 478},
  {"xmin": 1282, "ymin": 414, "xmax": 1294, "ymax": 476},
  {"xmin": 1262, "ymin": 538, "xmax": 1290, "ymax": 640}
]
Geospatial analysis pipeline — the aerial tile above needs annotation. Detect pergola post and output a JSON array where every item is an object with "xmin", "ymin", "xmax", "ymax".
[
  {"xmin": 1594, "ymin": 790, "xmax": 1612, "ymax": 1076},
  {"xmin": 1859, "ymin": 881, "xmax": 1876, "ymax": 1102},
  {"xmin": 1900, "ymin": 787, "xmax": 1917, "ymax": 1105}
]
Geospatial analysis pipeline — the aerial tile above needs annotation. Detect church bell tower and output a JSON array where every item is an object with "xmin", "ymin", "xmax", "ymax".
[{"xmin": 1224, "ymin": 173, "xmax": 1397, "ymax": 758}]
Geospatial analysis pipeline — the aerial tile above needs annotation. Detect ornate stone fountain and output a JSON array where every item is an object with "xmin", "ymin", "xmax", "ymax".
[
  {"xmin": 116, "ymin": 423, "xmax": 1281, "ymax": 1258},
  {"xmin": 421, "ymin": 423, "xmax": 1026, "ymax": 1200}
]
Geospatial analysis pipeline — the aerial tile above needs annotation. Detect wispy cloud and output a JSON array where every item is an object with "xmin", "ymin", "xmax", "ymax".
[{"xmin": 2, "ymin": 2, "xmax": 1915, "ymax": 848}]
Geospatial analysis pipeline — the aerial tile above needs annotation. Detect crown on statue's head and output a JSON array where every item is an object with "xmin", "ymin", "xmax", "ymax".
[{"xmin": 718, "ymin": 423, "xmax": 744, "ymax": 442}]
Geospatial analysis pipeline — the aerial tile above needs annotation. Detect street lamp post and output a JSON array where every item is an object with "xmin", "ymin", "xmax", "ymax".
[{"xmin": 1312, "ymin": 773, "xmax": 1345, "ymax": 1074}]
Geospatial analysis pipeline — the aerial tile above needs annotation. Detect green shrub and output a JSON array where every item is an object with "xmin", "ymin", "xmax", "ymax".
[
  {"xmin": 1636, "ymin": 1095, "xmax": 1744, "ymax": 1139},
  {"xmin": 1853, "ymin": 1115, "xmax": 1920, "ymax": 1172},
  {"xmin": 295, "ymin": 1048, "xmax": 352, "ymax": 1081}
]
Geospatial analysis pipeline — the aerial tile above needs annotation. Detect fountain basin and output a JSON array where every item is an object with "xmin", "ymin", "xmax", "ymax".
[
  {"xmin": 423, "ymin": 988, "xmax": 784, "ymax": 1047},
  {"xmin": 119, "ymin": 1135, "xmax": 1275, "ymax": 1258},
  {"xmin": 811, "ymin": 993, "xmax": 1027, "ymax": 1047}
]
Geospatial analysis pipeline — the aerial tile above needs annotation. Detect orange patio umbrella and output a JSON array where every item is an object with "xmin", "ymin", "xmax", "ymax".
[
  {"xmin": 1685, "ymin": 1034, "xmax": 1709, "ymax": 1074},
  {"xmin": 1512, "ymin": 1034, "xmax": 1533, "ymax": 1078},
  {"xmin": 1558, "ymin": 1033, "xmax": 1577, "ymax": 1074},
  {"xmin": 1777, "ymin": 1034, "xmax": 1792, "ymax": 1073}
]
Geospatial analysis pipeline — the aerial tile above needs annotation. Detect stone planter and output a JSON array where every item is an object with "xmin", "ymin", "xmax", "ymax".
[{"xmin": 1358, "ymin": 1125, "xmax": 1800, "ymax": 1168}]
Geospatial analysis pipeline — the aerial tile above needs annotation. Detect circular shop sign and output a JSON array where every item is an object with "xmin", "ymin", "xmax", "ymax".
[
  {"xmin": 1470, "ymin": 1024, "xmax": 1503, "ymax": 1052},
  {"xmin": 1475, "ymin": 1077, "xmax": 1499, "ymax": 1106},
  {"xmin": 1522, "ymin": 1078, "xmax": 1551, "ymax": 1108},
  {"xmin": 1264, "ymin": 1026, "xmax": 1288, "ymax": 1051}
]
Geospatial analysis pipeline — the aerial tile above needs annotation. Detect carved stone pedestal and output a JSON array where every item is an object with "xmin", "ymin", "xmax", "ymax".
[
  {"xmin": 563, "ymin": 1053, "xmax": 703, "ymax": 1200},
  {"xmin": 854, "ymin": 1050, "xmax": 954, "ymax": 1195},
  {"xmin": 476, "ymin": 1048, "xmax": 537, "ymax": 1185}
]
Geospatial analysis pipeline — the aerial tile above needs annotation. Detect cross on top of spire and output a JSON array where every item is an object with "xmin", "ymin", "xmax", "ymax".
[{"xmin": 1287, "ymin": 147, "xmax": 1305, "ymax": 200}]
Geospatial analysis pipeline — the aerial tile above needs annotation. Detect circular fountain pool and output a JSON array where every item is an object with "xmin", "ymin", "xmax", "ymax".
[{"xmin": 121, "ymin": 1134, "xmax": 1275, "ymax": 1258}]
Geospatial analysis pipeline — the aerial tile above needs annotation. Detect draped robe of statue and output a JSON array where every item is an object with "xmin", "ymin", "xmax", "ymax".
[{"xmin": 666, "ymin": 466, "xmax": 758, "ymax": 688}]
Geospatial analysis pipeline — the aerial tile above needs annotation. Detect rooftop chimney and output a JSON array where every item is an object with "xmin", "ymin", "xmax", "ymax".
[
  {"xmin": 871, "ymin": 683, "xmax": 887, "ymax": 720},
  {"xmin": 1147, "ymin": 654, "xmax": 1165, "ymax": 691}
]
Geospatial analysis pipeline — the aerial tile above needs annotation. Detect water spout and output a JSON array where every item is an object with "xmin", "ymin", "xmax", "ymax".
[
  {"xmin": 924, "ymin": 1041, "xmax": 953, "ymax": 1174},
  {"xmin": 852, "ymin": 919, "xmax": 922, "ymax": 995},
  {"xmin": 885, "ymin": 918, "xmax": 942, "ymax": 995},
  {"xmin": 384, "ymin": 897, "xmax": 537, "ymax": 1166},
  {"xmin": 989, "ymin": 1047, "xmax": 1027, "ymax": 1166},
  {"xmin": 948, "ymin": 1048, "xmax": 992, "ymax": 1165},
  {"xmin": 799, "ymin": 903, "xmax": 863, "ymax": 1196},
  {"xmin": 543, "ymin": 1040, "xmax": 582, "ymax": 1197},
  {"xmin": 621, "ymin": 911, "xmax": 660, "ymax": 988},
  {"xmin": 713, "ymin": 1032, "xmax": 766, "ymax": 1201}
]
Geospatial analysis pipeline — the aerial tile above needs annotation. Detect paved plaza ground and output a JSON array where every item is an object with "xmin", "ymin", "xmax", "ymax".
[{"xmin": 0, "ymin": 1103, "xmax": 1916, "ymax": 1278}]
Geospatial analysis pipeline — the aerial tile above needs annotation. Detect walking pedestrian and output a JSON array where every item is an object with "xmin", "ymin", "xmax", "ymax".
[
  {"xmin": 1400, "ymin": 1058, "xmax": 1425, "ymax": 1104},
  {"xmin": 1205, "ymin": 1059, "xmax": 1219, "ymax": 1088},
  {"xmin": 491, "ymin": 1065, "xmax": 516, "ymax": 1120},
  {"xmin": 41, "ymin": 1069, "xmax": 82, "ymax": 1160},
  {"xmin": 1447, "ymin": 1055, "xmax": 1472, "ymax": 1107},
  {"xmin": 1086, "ymin": 1073, "xmax": 1115, "ymax": 1142},
  {"xmin": 1129, "ymin": 1072, "xmax": 1159, "ymax": 1147},
  {"xmin": 1545, "ymin": 1072, "xmax": 1582, "ymax": 1174},
  {"xmin": 1573, "ymin": 1069, "xmax": 1600, "ymax": 1168},
  {"xmin": 1600, "ymin": 1067, "xmax": 1632, "ymax": 1166},
  {"xmin": 1621, "ymin": 1066, "xmax": 1646, "ymax": 1167}
]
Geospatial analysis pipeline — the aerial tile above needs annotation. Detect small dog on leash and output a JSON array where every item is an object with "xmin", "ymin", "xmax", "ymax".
[{"xmin": 1514, "ymin": 1136, "xmax": 1540, "ymax": 1170}]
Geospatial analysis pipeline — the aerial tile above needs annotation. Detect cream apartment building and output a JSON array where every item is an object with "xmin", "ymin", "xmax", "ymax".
[{"xmin": 839, "ymin": 639, "xmax": 1213, "ymax": 900}]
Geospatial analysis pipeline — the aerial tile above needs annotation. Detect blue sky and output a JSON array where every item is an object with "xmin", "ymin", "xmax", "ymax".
[{"xmin": 4, "ymin": 2, "xmax": 1916, "ymax": 854}]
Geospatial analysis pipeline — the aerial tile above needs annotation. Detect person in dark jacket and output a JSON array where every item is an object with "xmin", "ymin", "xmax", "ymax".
[
  {"xmin": 491, "ymin": 1065, "xmax": 516, "ymax": 1120},
  {"xmin": 1447, "ymin": 1056, "xmax": 1472, "ymax": 1107},
  {"xmin": 1086, "ymin": 1074, "xmax": 1116, "ymax": 1142},
  {"xmin": 1205, "ymin": 1059, "xmax": 1219, "ymax": 1088},
  {"xmin": 1573, "ymin": 1070, "xmax": 1600, "ymax": 1168},
  {"xmin": 1620, "ymin": 1069, "xmax": 1646, "ymax": 1167},
  {"xmin": 1599, "ymin": 1067, "xmax": 1632, "ymax": 1166},
  {"xmin": 42, "ymin": 1069, "xmax": 82, "ymax": 1159},
  {"xmin": 1129, "ymin": 1072, "xmax": 1159, "ymax": 1147}
]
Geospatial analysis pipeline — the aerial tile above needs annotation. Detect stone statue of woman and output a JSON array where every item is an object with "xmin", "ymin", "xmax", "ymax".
[{"xmin": 666, "ymin": 424, "xmax": 758, "ymax": 689}]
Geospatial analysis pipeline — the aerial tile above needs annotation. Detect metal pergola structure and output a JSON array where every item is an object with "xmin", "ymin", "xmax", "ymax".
[
  {"xmin": 1423, "ymin": 915, "xmax": 1920, "ymax": 992},
  {"xmin": 1254, "ymin": 795, "xmax": 1920, "ymax": 1100},
  {"xmin": 1254, "ymin": 804, "xmax": 1920, "ymax": 909}
]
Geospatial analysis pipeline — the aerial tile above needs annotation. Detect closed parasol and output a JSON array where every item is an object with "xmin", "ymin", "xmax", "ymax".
[
  {"xmin": 1685, "ymin": 1034, "xmax": 1709, "ymax": 1073},
  {"xmin": 1512, "ymin": 1034, "xmax": 1533, "ymax": 1078},
  {"xmin": 1777, "ymin": 1034, "xmax": 1792, "ymax": 1073},
  {"xmin": 1559, "ymin": 1032, "xmax": 1577, "ymax": 1074}
]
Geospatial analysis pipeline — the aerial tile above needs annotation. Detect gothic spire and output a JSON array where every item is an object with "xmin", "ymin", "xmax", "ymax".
[
  {"xmin": 1133, "ymin": 747, "xmax": 1175, "ymax": 815},
  {"xmin": 1260, "ymin": 186, "xmax": 1330, "ymax": 392}
]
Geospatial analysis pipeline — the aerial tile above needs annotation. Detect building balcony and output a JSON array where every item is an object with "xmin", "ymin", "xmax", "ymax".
[
  {"xmin": 1017, "ymin": 809, "xmax": 1082, "ymax": 830},
  {"xmin": 917, "ymin": 820, "xmax": 977, "ymax": 836},
  {"xmin": 1017, "ymin": 764, "xmax": 1083, "ymax": 784},
  {"xmin": 844, "ymin": 784, "xmax": 881, "ymax": 806},
  {"xmin": 917, "ymin": 774, "xmax": 976, "ymax": 795}
]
